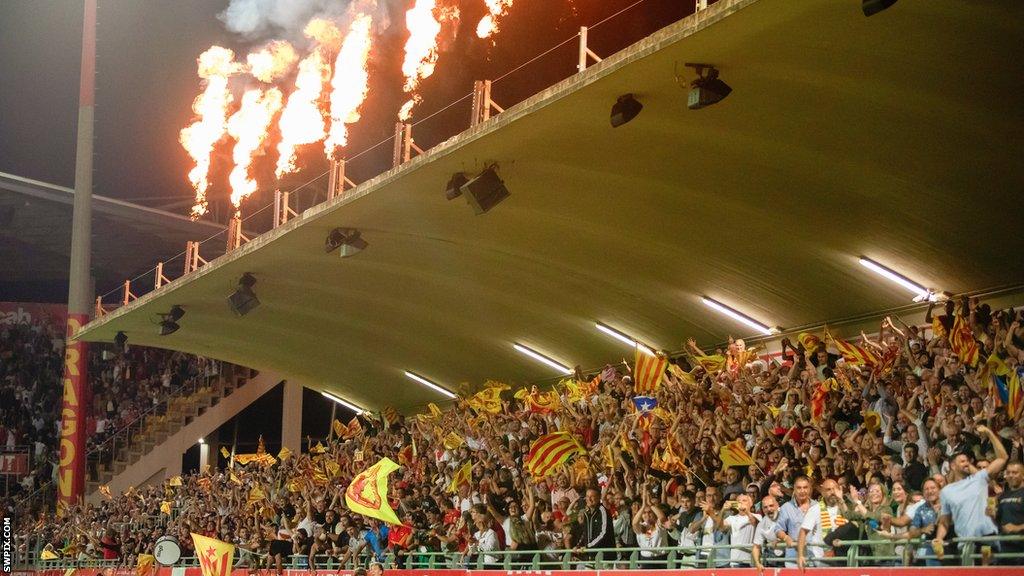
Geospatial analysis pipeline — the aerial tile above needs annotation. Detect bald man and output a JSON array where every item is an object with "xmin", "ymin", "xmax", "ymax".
[{"xmin": 798, "ymin": 479, "xmax": 848, "ymax": 570}]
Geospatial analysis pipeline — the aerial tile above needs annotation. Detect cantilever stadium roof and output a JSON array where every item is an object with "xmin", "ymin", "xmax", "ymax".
[{"xmin": 75, "ymin": 0, "xmax": 1024, "ymax": 412}]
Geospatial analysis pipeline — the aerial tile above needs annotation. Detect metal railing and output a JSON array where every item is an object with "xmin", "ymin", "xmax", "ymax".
[{"xmin": 18, "ymin": 536, "xmax": 1024, "ymax": 570}]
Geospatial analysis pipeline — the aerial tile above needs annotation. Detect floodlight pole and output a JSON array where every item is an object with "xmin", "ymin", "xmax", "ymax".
[{"xmin": 59, "ymin": 0, "xmax": 96, "ymax": 512}]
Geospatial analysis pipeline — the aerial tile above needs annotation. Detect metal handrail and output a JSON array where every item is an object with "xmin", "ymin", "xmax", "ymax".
[{"xmin": 27, "ymin": 536, "xmax": 1023, "ymax": 570}]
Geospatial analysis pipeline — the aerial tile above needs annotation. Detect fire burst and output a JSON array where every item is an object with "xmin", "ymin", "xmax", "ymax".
[
  {"xmin": 247, "ymin": 40, "xmax": 298, "ymax": 83},
  {"xmin": 274, "ymin": 19, "xmax": 339, "ymax": 178},
  {"xmin": 325, "ymin": 13, "xmax": 374, "ymax": 158},
  {"xmin": 477, "ymin": 0, "xmax": 514, "ymax": 38},
  {"xmin": 179, "ymin": 46, "xmax": 239, "ymax": 219},
  {"xmin": 399, "ymin": 0, "xmax": 442, "ymax": 120},
  {"xmin": 227, "ymin": 88, "xmax": 283, "ymax": 215}
]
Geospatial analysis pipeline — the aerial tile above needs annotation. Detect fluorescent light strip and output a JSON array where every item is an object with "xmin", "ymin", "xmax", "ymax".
[
  {"xmin": 701, "ymin": 297, "xmax": 776, "ymax": 336},
  {"xmin": 321, "ymin": 391, "xmax": 365, "ymax": 414},
  {"xmin": 858, "ymin": 257, "xmax": 930, "ymax": 299},
  {"xmin": 403, "ymin": 371, "xmax": 457, "ymax": 399},
  {"xmin": 513, "ymin": 343, "xmax": 573, "ymax": 375},
  {"xmin": 595, "ymin": 323, "xmax": 656, "ymax": 356}
]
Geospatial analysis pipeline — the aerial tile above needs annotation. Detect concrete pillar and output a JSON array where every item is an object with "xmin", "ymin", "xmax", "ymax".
[
  {"xmin": 198, "ymin": 442, "xmax": 211, "ymax": 472},
  {"xmin": 282, "ymin": 380, "xmax": 303, "ymax": 453}
]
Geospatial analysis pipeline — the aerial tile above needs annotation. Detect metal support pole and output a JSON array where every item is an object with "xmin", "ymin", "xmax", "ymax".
[
  {"xmin": 393, "ymin": 123, "xmax": 424, "ymax": 167},
  {"xmin": 471, "ymin": 80, "xmax": 505, "ymax": 126},
  {"xmin": 328, "ymin": 159, "xmax": 357, "ymax": 199},
  {"xmin": 121, "ymin": 280, "xmax": 135, "ymax": 306},
  {"xmin": 59, "ymin": 0, "xmax": 97, "ymax": 512},
  {"xmin": 273, "ymin": 190, "xmax": 299, "ymax": 228},
  {"xmin": 695, "ymin": 0, "xmax": 709, "ymax": 12},
  {"xmin": 577, "ymin": 26, "xmax": 603, "ymax": 73},
  {"xmin": 155, "ymin": 262, "xmax": 170, "ymax": 289},
  {"xmin": 227, "ymin": 216, "xmax": 249, "ymax": 250},
  {"xmin": 392, "ymin": 122, "xmax": 405, "ymax": 167}
]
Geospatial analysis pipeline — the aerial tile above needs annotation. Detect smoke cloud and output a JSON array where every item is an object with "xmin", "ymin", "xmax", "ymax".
[{"xmin": 218, "ymin": 0, "xmax": 339, "ymax": 39}]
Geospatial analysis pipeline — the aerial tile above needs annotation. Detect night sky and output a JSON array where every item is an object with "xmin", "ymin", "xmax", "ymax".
[{"xmin": 1, "ymin": 0, "xmax": 694, "ymax": 218}]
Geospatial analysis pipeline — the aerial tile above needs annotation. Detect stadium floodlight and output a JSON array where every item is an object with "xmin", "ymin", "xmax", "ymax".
[
  {"xmin": 863, "ymin": 0, "xmax": 898, "ymax": 17},
  {"xmin": 198, "ymin": 438, "xmax": 205, "ymax": 445},
  {"xmin": 858, "ymin": 257, "xmax": 936, "ymax": 302},
  {"xmin": 228, "ymin": 272, "xmax": 260, "ymax": 316},
  {"xmin": 610, "ymin": 94, "xmax": 643, "ymax": 127},
  {"xmin": 513, "ymin": 343, "xmax": 573, "ymax": 375},
  {"xmin": 325, "ymin": 227, "xmax": 368, "ymax": 258},
  {"xmin": 445, "ymin": 173, "xmax": 469, "ymax": 201},
  {"xmin": 701, "ymin": 297, "xmax": 777, "ymax": 336},
  {"xmin": 404, "ymin": 371, "xmax": 457, "ymax": 399},
  {"xmin": 463, "ymin": 165, "xmax": 510, "ymax": 215},
  {"xmin": 685, "ymin": 63, "xmax": 731, "ymax": 110},
  {"xmin": 113, "ymin": 331, "xmax": 128, "ymax": 353},
  {"xmin": 595, "ymin": 322, "xmax": 656, "ymax": 356},
  {"xmin": 321, "ymin": 391, "xmax": 365, "ymax": 415}
]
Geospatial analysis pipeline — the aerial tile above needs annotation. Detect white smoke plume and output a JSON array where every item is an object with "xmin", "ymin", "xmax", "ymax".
[{"xmin": 219, "ymin": 0, "xmax": 394, "ymax": 40}]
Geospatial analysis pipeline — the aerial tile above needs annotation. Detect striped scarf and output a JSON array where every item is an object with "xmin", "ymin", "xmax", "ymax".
[{"xmin": 820, "ymin": 501, "xmax": 847, "ymax": 531}]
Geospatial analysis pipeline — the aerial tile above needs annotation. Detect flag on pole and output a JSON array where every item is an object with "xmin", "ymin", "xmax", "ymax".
[
  {"xmin": 191, "ymin": 533, "xmax": 234, "ymax": 576},
  {"xmin": 825, "ymin": 329, "xmax": 879, "ymax": 367},
  {"xmin": 810, "ymin": 382, "xmax": 828, "ymax": 421},
  {"xmin": 1009, "ymin": 367, "xmax": 1023, "ymax": 420},
  {"xmin": 524, "ymin": 431, "xmax": 585, "ymax": 478},
  {"xmin": 632, "ymin": 396, "xmax": 658, "ymax": 414},
  {"xmin": 634, "ymin": 346, "xmax": 667, "ymax": 393},
  {"xmin": 719, "ymin": 439, "xmax": 754, "ymax": 469},
  {"xmin": 345, "ymin": 457, "xmax": 402, "ymax": 525}
]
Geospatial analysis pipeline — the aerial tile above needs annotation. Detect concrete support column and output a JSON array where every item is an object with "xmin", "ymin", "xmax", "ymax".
[
  {"xmin": 282, "ymin": 380, "xmax": 303, "ymax": 453},
  {"xmin": 198, "ymin": 442, "xmax": 211, "ymax": 472}
]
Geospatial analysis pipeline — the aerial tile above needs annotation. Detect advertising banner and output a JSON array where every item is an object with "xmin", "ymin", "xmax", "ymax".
[
  {"xmin": 0, "ymin": 302, "xmax": 67, "ymax": 328},
  {"xmin": 0, "ymin": 452, "xmax": 29, "ymax": 476},
  {"xmin": 56, "ymin": 313, "xmax": 88, "ymax": 512}
]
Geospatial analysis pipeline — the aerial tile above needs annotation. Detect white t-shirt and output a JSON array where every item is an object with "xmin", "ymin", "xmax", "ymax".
[
  {"xmin": 723, "ymin": 513, "xmax": 761, "ymax": 564},
  {"xmin": 799, "ymin": 504, "xmax": 841, "ymax": 560},
  {"xmin": 474, "ymin": 528, "xmax": 500, "ymax": 564},
  {"xmin": 636, "ymin": 525, "xmax": 667, "ymax": 557}
]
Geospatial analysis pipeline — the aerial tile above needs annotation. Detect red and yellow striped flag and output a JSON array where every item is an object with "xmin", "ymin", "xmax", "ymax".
[
  {"xmin": 633, "ymin": 346, "xmax": 667, "ymax": 393},
  {"xmin": 719, "ymin": 439, "xmax": 754, "ymax": 469},
  {"xmin": 949, "ymin": 315, "xmax": 980, "ymax": 367},
  {"xmin": 1008, "ymin": 368, "xmax": 1023, "ymax": 420},
  {"xmin": 825, "ymin": 329, "xmax": 879, "ymax": 367},
  {"xmin": 525, "ymin": 431, "xmax": 585, "ymax": 478}
]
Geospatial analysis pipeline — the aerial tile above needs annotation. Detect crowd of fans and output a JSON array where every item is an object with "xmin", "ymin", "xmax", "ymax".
[
  {"xmin": 12, "ymin": 296, "xmax": 1024, "ymax": 569},
  {"xmin": 0, "ymin": 317, "xmax": 222, "ymax": 509}
]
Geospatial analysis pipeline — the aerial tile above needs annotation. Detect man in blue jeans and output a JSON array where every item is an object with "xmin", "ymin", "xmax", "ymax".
[{"xmin": 933, "ymin": 425, "xmax": 1007, "ymax": 563}]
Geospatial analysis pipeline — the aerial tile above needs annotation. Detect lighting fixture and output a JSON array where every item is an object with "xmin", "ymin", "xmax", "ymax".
[
  {"xmin": 404, "ymin": 371, "xmax": 457, "ymax": 399},
  {"xmin": 321, "ymin": 391, "xmax": 365, "ymax": 415},
  {"xmin": 198, "ymin": 438, "xmax": 205, "ymax": 445},
  {"xmin": 228, "ymin": 272, "xmax": 260, "ymax": 316},
  {"xmin": 700, "ymin": 297, "xmax": 777, "ymax": 336},
  {"xmin": 862, "ymin": 0, "xmax": 897, "ymax": 17},
  {"xmin": 325, "ymin": 227, "xmax": 368, "ymax": 258},
  {"xmin": 113, "ymin": 331, "xmax": 128, "ymax": 353},
  {"xmin": 513, "ymin": 343, "xmax": 573, "ymax": 375},
  {"xmin": 445, "ymin": 173, "xmax": 469, "ymax": 201},
  {"xmin": 685, "ymin": 63, "xmax": 731, "ymax": 110},
  {"xmin": 610, "ymin": 94, "xmax": 643, "ymax": 127},
  {"xmin": 463, "ymin": 165, "xmax": 509, "ymax": 215},
  {"xmin": 858, "ymin": 257, "xmax": 936, "ymax": 301},
  {"xmin": 595, "ymin": 323, "xmax": 656, "ymax": 356},
  {"xmin": 158, "ymin": 305, "xmax": 185, "ymax": 336}
]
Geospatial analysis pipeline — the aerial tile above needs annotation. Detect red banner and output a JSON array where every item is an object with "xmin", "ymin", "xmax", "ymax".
[
  {"xmin": 57, "ymin": 313, "xmax": 89, "ymax": 512},
  {"xmin": 0, "ymin": 452, "xmax": 29, "ymax": 476},
  {"xmin": 0, "ymin": 302, "xmax": 67, "ymax": 328}
]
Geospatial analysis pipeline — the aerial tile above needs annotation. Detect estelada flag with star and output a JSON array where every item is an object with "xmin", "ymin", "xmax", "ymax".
[
  {"xmin": 345, "ymin": 457, "xmax": 402, "ymax": 525},
  {"xmin": 191, "ymin": 533, "xmax": 234, "ymax": 576}
]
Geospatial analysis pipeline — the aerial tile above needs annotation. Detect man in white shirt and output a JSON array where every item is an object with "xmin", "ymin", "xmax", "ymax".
[
  {"xmin": 798, "ymin": 479, "xmax": 848, "ymax": 569},
  {"xmin": 721, "ymin": 494, "xmax": 760, "ymax": 567},
  {"xmin": 752, "ymin": 495, "xmax": 781, "ymax": 573},
  {"xmin": 472, "ymin": 516, "xmax": 501, "ymax": 567}
]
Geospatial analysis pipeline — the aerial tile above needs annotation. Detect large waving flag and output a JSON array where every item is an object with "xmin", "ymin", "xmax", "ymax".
[
  {"xmin": 692, "ymin": 353, "xmax": 727, "ymax": 374},
  {"xmin": 514, "ymin": 388, "xmax": 561, "ymax": 413},
  {"xmin": 466, "ymin": 383, "xmax": 507, "ymax": 414},
  {"xmin": 345, "ymin": 457, "xmax": 402, "ymax": 525},
  {"xmin": 949, "ymin": 315, "xmax": 980, "ymax": 367},
  {"xmin": 634, "ymin": 346, "xmax": 668, "ymax": 393},
  {"xmin": 719, "ymin": 439, "xmax": 754, "ymax": 469},
  {"xmin": 632, "ymin": 395, "xmax": 657, "ymax": 414},
  {"xmin": 525, "ymin": 431, "xmax": 585, "ymax": 478},
  {"xmin": 825, "ymin": 329, "xmax": 880, "ymax": 367},
  {"xmin": 1009, "ymin": 367, "xmax": 1023, "ymax": 420},
  {"xmin": 447, "ymin": 460, "xmax": 473, "ymax": 493},
  {"xmin": 192, "ymin": 533, "xmax": 234, "ymax": 576}
]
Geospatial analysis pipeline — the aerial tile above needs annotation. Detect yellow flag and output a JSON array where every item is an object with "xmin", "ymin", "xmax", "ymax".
[
  {"xmin": 667, "ymin": 364, "xmax": 698, "ymax": 386},
  {"xmin": 863, "ymin": 411, "xmax": 881, "ymax": 431},
  {"xmin": 427, "ymin": 403, "xmax": 443, "ymax": 420},
  {"xmin": 137, "ymin": 553, "xmax": 156, "ymax": 576},
  {"xmin": 693, "ymin": 353, "xmax": 727, "ymax": 374},
  {"xmin": 333, "ymin": 419, "xmax": 346, "ymax": 437},
  {"xmin": 169, "ymin": 476, "xmax": 182, "ymax": 487},
  {"xmin": 220, "ymin": 447, "xmax": 230, "ymax": 459},
  {"xmin": 443, "ymin": 431, "xmax": 464, "ymax": 450},
  {"xmin": 229, "ymin": 472, "xmax": 241, "ymax": 485},
  {"xmin": 311, "ymin": 442, "xmax": 327, "ymax": 454},
  {"xmin": 160, "ymin": 500, "xmax": 173, "ymax": 515},
  {"xmin": 247, "ymin": 485, "xmax": 266, "ymax": 505},
  {"xmin": 466, "ymin": 385, "xmax": 504, "ymax": 414},
  {"xmin": 345, "ymin": 457, "xmax": 402, "ymax": 525},
  {"xmin": 191, "ymin": 533, "xmax": 234, "ymax": 576},
  {"xmin": 719, "ymin": 439, "xmax": 754, "ymax": 469},
  {"xmin": 277, "ymin": 446, "xmax": 292, "ymax": 461},
  {"xmin": 98, "ymin": 485, "xmax": 112, "ymax": 499},
  {"xmin": 448, "ymin": 460, "xmax": 473, "ymax": 494},
  {"xmin": 40, "ymin": 550, "xmax": 60, "ymax": 560}
]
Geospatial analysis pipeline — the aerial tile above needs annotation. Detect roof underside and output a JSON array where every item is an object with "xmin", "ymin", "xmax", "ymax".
[{"xmin": 77, "ymin": 0, "xmax": 1024, "ymax": 413}]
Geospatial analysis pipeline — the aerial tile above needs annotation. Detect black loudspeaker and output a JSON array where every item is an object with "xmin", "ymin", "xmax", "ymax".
[
  {"xmin": 463, "ymin": 167, "xmax": 509, "ymax": 215},
  {"xmin": 862, "ymin": 0, "xmax": 897, "ymax": 17}
]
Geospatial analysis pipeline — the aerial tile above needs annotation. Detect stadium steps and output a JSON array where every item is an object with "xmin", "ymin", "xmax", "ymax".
[{"xmin": 85, "ymin": 368, "xmax": 285, "ymax": 505}]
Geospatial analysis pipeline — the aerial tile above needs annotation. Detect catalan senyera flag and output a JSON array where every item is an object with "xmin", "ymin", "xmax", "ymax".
[
  {"xmin": 1008, "ymin": 367, "xmax": 1023, "ymax": 420},
  {"xmin": 345, "ymin": 457, "xmax": 402, "ymax": 525},
  {"xmin": 949, "ymin": 315, "xmax": 979, "ymax": 367},
  {"xmin": 719, "ymin": 439, "xmax": 753, "ymax": 469},
  {"xmin": 692, "ymin": 353, "xmax": 727, "ymax": 374},
  {"xmin": 667, "ymin": 363, "xmax": 698, "ymax": 386},
  {"xmin": 810, "ymin": 382, "xmax": 829, "ymax": 422},
  {"xmin": 633, "ymin": 347, "xmax": 668, "ymax": 393},
  {"xmin": 343, "ymin": 416, "xmax": 363, "ymax": 439},
  {"xmin": 447, "ymin": 460, "xmax": 473, "ymax": 493},
  {"xmin": 191, "ymin": 533, "xmax": 234, "ymax": 576},
  {"xmin": 825, "ymin": 329, "xmax": 880, "ymax": 367},
  {"xmin": 381, "ymin": 406, "xmax": 401, "ymax": 428},
  {"xmin": 525, "ymin": 431, "xmax": 586, "ymax": 478}
]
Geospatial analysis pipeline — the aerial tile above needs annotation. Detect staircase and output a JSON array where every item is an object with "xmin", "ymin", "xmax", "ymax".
[{"xmin": 85, "ymin": 368, "xmax": 285, "ymax": 504}]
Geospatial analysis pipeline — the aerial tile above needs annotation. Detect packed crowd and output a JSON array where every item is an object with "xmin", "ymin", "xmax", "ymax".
[
  {"xmin": 14, "ymin": 297, "xmax": 1024, "ymax": 569},
  {"xmin": 0, "ymin": 317, "xmax": 222, "ymax": 505}
]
